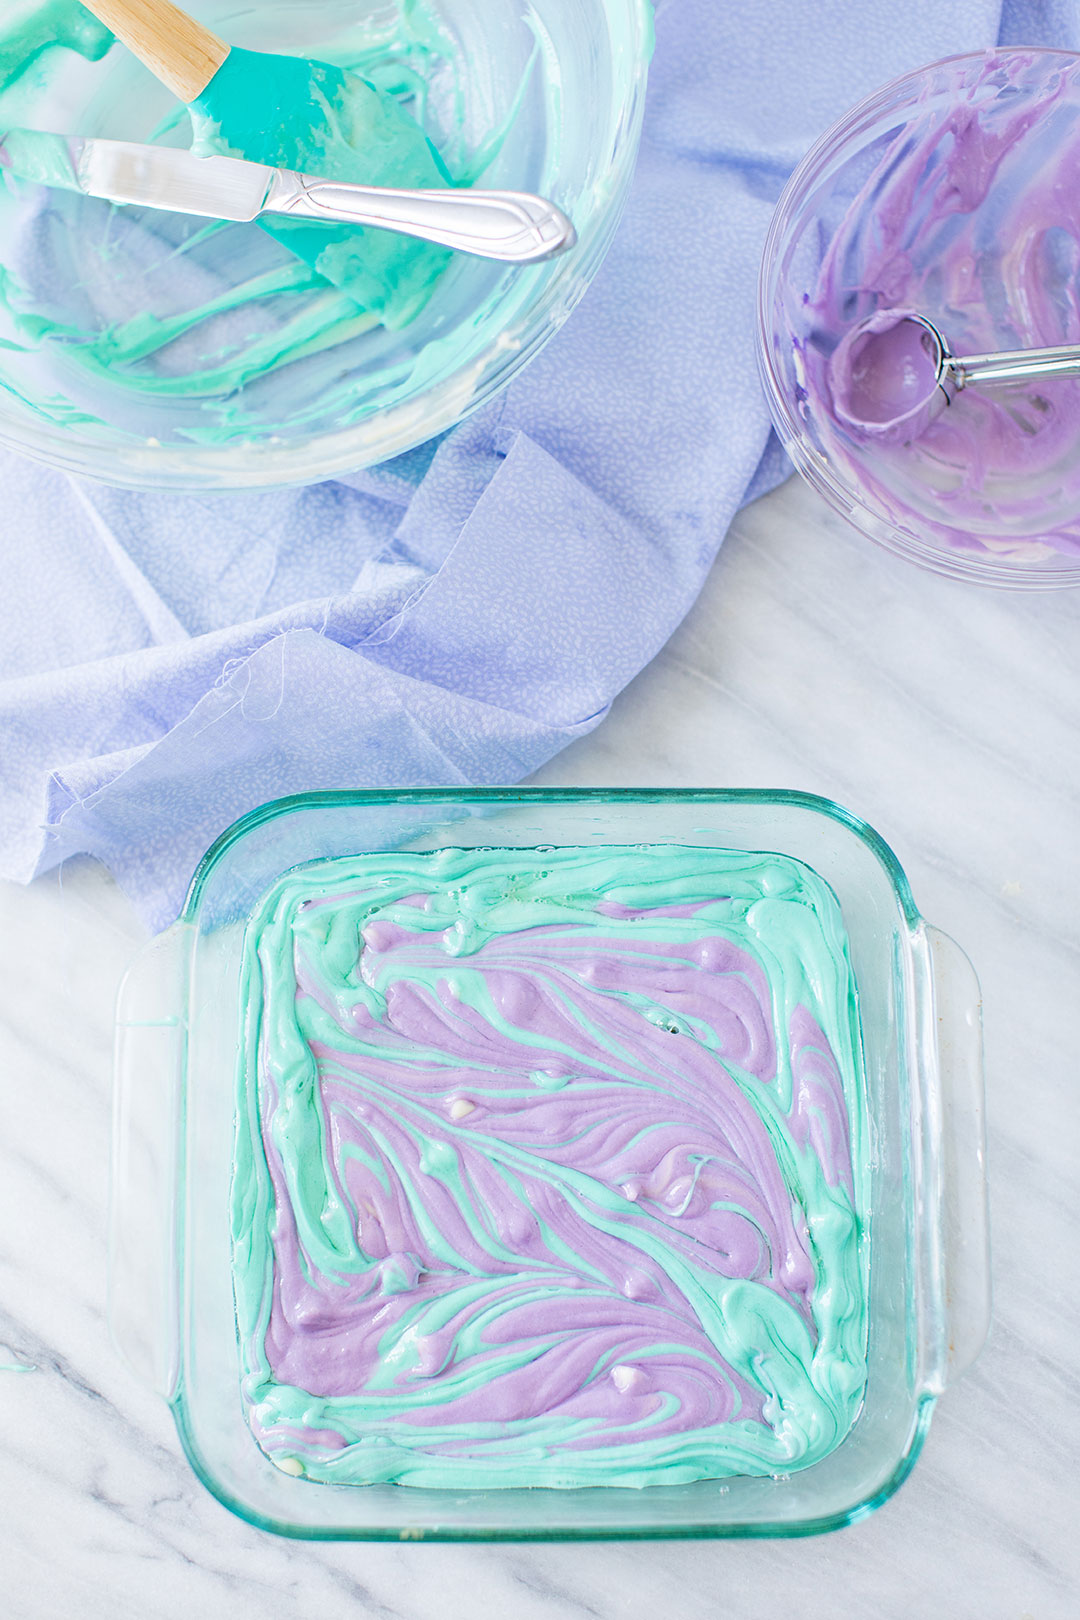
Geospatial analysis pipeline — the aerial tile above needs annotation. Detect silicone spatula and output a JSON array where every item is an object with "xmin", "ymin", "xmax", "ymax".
[{"xmin": 77, "ymin": 0, "xmax": 473, "ymax": 326}]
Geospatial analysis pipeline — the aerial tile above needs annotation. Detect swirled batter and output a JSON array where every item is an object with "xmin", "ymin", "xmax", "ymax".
[{"xmin": 233, "ymin": 844, "xmax": 869, "ymax": 1489}]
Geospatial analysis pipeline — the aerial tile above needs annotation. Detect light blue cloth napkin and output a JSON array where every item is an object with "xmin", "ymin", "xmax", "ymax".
[{"xmin": 0, "ymin": 0, "xmax": 1067, "ymax": 930}]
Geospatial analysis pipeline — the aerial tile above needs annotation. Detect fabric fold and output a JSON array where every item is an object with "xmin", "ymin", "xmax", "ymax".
[{"xmin": 0, "ymin": 0, "xmax": 1034, "ymax": 928}]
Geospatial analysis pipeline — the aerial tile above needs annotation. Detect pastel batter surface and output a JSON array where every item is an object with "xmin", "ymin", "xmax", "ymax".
[{"xmin": 234, "ymin": 844, "xmax": 869, "ymax": 1489}]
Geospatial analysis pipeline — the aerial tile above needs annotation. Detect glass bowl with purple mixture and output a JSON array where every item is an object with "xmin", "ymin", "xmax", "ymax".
[{"xmin": 759, "ymin": 48, "xmax": 1080, "ymax": 588}]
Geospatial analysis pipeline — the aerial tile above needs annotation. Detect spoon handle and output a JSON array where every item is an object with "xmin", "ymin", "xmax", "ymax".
[
  {"xmin": 79, "ymin": 0, "xmax": 228, "ymax": 102},
  {"xmin": 953, "ymin": 341, "xmax": 1080, "ymax": 389},
  {"xmin": 265, "ymin": 171, "xmax": 577, "ymax": 263}
]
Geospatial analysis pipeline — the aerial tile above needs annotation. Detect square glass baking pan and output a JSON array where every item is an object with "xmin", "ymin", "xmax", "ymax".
[{"xmin": 110, "ymin": 788, "xmax": 990, "ymax": 1540}]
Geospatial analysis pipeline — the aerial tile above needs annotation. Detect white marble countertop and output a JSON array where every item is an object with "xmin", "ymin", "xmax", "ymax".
[{"xmin": 1, "ymin": 474, "xmax": 1077, "ymax": 1618}]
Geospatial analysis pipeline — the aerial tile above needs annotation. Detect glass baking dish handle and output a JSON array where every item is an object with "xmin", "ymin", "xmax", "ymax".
[
  {"xmin": 927, "ymin": 925, "xmax": 991, "ymax": 1381},
  {"xmin": 109, "ymin": 925, "xmax": 188, "ymax": 1399}
]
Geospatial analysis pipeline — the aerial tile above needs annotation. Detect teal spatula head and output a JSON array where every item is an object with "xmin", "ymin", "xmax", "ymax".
[{"xmin": 189, "ymin": 47, "xmax": 454, "ymax": 330}]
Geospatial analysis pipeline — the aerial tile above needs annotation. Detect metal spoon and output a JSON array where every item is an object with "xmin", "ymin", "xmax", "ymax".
[{"xmin": 830, "ymin": 308, "xmax": 1080, "ymax": 443}]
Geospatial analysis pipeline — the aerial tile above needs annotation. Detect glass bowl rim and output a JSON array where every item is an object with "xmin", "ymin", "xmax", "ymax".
[
  {"xmin": 181, "ymin": 784, "xmax": 924, "ymax": 930},
  {"xmin": 756, "ymin": 44, "xmax": 1080, "ymax": 591}
]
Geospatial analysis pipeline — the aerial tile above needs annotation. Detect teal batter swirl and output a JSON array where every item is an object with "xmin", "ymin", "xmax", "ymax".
[{"xmin": 233, "ymin": 844, "xmax": 870, "ymax": 1489}]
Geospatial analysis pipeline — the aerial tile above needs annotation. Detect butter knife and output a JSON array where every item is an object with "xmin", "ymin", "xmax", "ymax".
[{"xmin": 0, "ymin": 128, "xmax": 576, "ymax": 264}]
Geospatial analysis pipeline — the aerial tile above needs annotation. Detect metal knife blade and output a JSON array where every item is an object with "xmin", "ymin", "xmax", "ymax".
[
  {"xmin": 0, "ymin": 128, "xmax": 275, "ymax": 221},
  {"xmin": 0, "ymin": 128, "xmax": 577, "ymax": 263}
]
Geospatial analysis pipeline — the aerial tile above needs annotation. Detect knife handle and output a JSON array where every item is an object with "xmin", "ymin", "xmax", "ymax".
[
  {"xmin": 265, "ymin": 172, "xmax": 577, "ymax": 265},
  {"xmin": 79, "ymin": 0, "xmax": 229, "ymax": 103}
]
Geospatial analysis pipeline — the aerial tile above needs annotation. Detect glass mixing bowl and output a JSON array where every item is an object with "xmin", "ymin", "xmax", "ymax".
[
  {"xmin": 0, "ymin": 1, "xmax": 651, "ymax": 490},
  {"xmin": 111, "ymin": 788, "xmax": 990, "ymax": 1540},
  {"xmin": 758, "ymin": 49, "xmax": 1080, "ymax": 589}
]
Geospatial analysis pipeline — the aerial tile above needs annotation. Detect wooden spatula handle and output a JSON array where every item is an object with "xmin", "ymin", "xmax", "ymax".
[{"xmin": 80, "ymin": 0, "xmax": 229, "ymax": 102}]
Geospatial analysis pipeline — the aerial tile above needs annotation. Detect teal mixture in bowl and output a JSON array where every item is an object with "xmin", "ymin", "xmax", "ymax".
[{"xmin": 0, "ymin": 0, "xmax": 652, "ymax": 489}]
